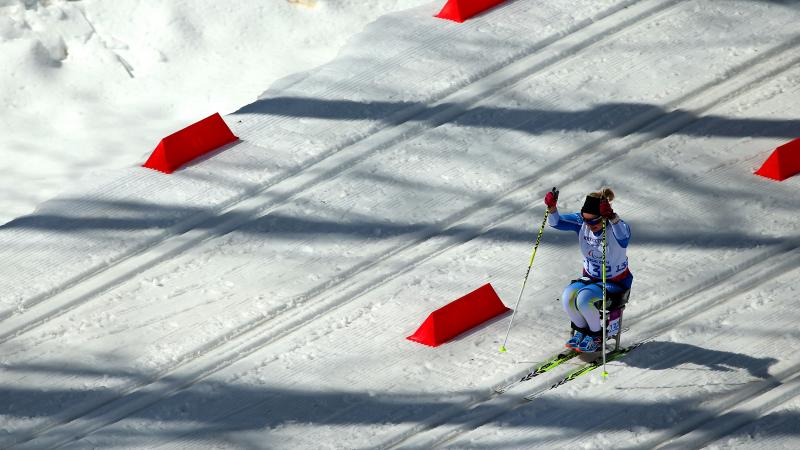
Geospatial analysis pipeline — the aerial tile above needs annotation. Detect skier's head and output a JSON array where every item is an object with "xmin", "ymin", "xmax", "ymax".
[{"xmin": 581, "ymin": 187, "xmax": 615, "ymax": 230}]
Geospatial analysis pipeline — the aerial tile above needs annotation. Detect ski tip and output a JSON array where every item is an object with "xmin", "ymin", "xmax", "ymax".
[{"xmin": 499, "ymin": 346, "xmax": 507, "ymax": 353}]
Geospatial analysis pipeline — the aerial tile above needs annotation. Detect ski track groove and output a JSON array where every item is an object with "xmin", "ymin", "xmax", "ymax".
[
  {"xmin": 0, "ymin": 0, "xmax": 672, "ymax": 345},
  {"xmin": 10, "ymin": 26, "xmax": 800, "ymax": 449},
  {"xmin": 0, "ymin": 161, "xmax": 255, "ymax": 323},
  {"xmin": 388, "ymin": 244, "xmax": 800, "ymax": 450},
  {"xmin": 649, "ymin": 366, "xmax": 800, "ymax": 450},
  {"xmin": 233, "ymin": 0, "xmax": 646, "ymax": 136}
]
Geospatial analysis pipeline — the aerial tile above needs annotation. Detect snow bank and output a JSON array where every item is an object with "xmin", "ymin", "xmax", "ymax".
[{"xmin": 0, "ymin": 0, "xmax": 430, "ymax": 224}]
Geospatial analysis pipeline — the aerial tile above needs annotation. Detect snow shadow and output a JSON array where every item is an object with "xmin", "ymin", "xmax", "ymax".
[
  {"xmin": 2, "ymin": 198, "xmax": 793, "ymax": 253},
  {"xmin": 706, "ymin": 409, "xmax": 800, "ymax": 446},
  {"xmin": 1, "ymin": 199, "xmax": 207, "ymax": 232},
  {"xmin": 234, "ymin": 211, "xmax": 793, "ymax": 252},
  {"xmin": 622, "ymin": 340, "xmax": 779, "ymax": 379},
  {"xmin": 234, "ymin": 96, "xmax": 800, "ymax": 139},
  {"xmin": 0, "ymin": 356, "xmax": 796, "ymax": 448}
]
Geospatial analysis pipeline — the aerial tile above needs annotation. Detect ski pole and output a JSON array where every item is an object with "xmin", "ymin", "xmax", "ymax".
[
  {"xmin": 601, "ymin": 217, "xmax": 609, "ymax": 378},
  {"xmin": 499, "ymin": 187, "xmax": 558, "ymax": 353}
]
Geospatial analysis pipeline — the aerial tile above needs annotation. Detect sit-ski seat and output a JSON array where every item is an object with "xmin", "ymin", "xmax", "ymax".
[{"xmin": 569, "ymin": 276, "xmax": 631, "ymax": 351}]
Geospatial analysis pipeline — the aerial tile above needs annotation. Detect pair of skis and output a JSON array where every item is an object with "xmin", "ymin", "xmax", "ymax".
[
  {"xmin": 495, "ymin": 348, "xmax": 580, "ymax": 394},
  {"xmin": 495, "ymin": 342, "xmax": 643, "ymax": 397},
  {"xmin": 544, "ymin": 343, "xmax": 642, "ymax": 391}
]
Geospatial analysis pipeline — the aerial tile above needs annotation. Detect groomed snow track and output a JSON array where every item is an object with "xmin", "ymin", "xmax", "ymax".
[{"xmin": 2, "ymin": 0, "xmax": 800, "ymax": 448}]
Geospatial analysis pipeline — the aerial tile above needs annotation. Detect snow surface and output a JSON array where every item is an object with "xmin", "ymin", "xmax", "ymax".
[
  {"xmin": 0, "ymin": 0, "xmax": 429, "ymax": 224},
  {"xmin": 2, "ymin": 0, "xmax": 800, "ymax": 448}
]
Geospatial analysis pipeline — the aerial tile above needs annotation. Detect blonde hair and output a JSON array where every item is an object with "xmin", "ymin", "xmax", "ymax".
[{"xmin": 588, "ymin": 187, "xmax": 615, "ymax": 202}]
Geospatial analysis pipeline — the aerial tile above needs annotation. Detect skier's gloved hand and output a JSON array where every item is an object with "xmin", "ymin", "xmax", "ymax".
[
  {"xmin": 544, "ymin": 189, "xmax": 558, "ymax": 210},
  {"xmin": 599, "ymin": 199, "xmax": 616, "ymax": 219}
]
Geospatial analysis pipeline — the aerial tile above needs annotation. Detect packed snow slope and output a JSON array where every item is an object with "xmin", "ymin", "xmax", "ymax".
[
  {"xmin": 2, "ymin": 0, "xmax": 800, "ymax": 448},
  {"xmin": 0, "ymin": 0, "xmax": 429, "ymax": 224}
]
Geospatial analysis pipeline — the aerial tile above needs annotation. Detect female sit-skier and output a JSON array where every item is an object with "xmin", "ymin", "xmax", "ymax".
[{"xmin": 544, "ymin": 187, "xmax": 633, "ymax": 353}]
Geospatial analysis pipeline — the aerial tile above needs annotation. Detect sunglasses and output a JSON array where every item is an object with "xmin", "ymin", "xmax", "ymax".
[{"xmin": 583, "ymin": 215, "xmax": 603, "ymax": 225}]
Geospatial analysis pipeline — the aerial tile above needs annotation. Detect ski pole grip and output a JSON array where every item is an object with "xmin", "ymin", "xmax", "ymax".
[{"xmin": 551, "ymin": 187, "xmax": 559, "ymax": 202}]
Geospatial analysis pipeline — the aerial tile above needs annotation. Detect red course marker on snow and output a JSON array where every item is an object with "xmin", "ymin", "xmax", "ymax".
[
  {"xmin": 407, "ymin": 283, "xmax": 511, "ymax": 347},
  {"xmin": 435, "ymin": 0, "xmax": 507, "ymax": 23},
  {"xmin": 755, "ymin": 138, "xmax": 800, "ymax": 181},
  {"xmin": 143, "ymin": 113, "xmax": 238, "ymax": 174}
]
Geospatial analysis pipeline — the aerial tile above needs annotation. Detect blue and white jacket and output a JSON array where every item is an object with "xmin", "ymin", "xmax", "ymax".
[{"xmin": 547, "ymin": 210, "xmax": 632, "ymax": 285}]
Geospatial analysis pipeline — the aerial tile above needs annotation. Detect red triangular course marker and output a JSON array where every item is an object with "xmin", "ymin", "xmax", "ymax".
[
  {"xmin": 143, "ymin": 113, "xmax": 238, "ymax": 174},
  {"xmin": 407, "ymin": 283, "xmax": 510, "ymax": 347},
  {"xmin": 755, "ymin": 138, "xmax": 800, "ymax": 181},
  {"xmin": 435, "ymin": 0, "xmax": 507, "ymax": 23}
]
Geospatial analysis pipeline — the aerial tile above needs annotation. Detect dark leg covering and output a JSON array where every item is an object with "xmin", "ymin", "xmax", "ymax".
[{"xmin": 570, "ymin": 322, "xmax": 590, "ymax": 335}]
